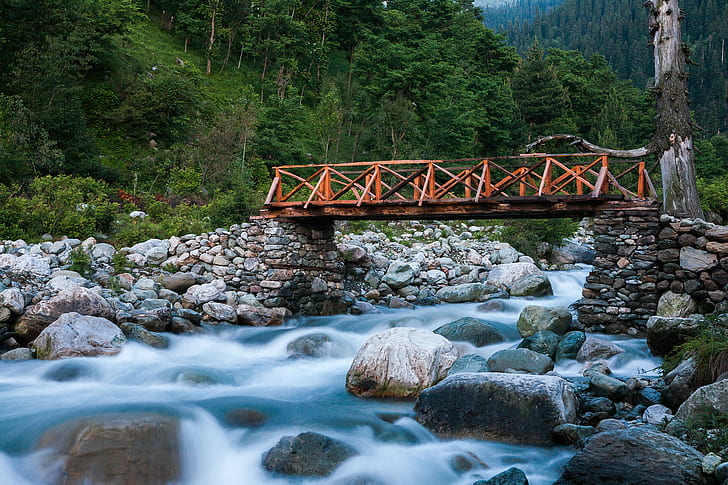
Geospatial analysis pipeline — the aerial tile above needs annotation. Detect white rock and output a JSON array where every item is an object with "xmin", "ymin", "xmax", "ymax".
[
  {"xmin": 0, "ymin": 288, "xmax": 25, "ymax": 313},
  {"xmin": 643, "ymin": 404, "xmax": 673, "ymax": 426}
]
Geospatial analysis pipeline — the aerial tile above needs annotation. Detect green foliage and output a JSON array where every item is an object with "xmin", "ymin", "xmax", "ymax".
[
  {"xmin": 0, "ymin": 175, "xmax": 117, "ymax": 241},
  {"xmin": 697, "ymin": 175, "xmax": 728, "ymax": 221},
  {"xmin": 499, "ymin": 218, "xmax": 580, "ymax": 258},
  {"xmin": 68, "ymin": 247, "xmax": 93, "ymax": 277},
  {"xmin": 110, "ymin": 251, "xmax": 131, "ymax": 275},
  {"xmin": 662, "ymin": 320, "xmax": 728, "ymax": 389}
]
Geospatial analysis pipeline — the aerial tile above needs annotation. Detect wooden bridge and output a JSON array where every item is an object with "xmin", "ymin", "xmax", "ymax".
[{"xmin": 258, "ymin": 153, "xmax": 660, "ymax": 220}]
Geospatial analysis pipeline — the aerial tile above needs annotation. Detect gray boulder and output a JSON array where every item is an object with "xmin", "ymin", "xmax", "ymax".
[
  {"xmin": 516, "ymin": 305, "xmax": 572, "ymax": 338},
  {"xmin": 679, "ymin": 247, "xmax": 717, "ymax": 272},
  {"xmin": 646, "ymin": 316, "xmax": 702, "ymax": 357},
  {"xmin": 436, "ymin": 283, "xmax": 505, "ymax": 303},
  {"xmin": 381, "ymin": 261, "xmax": 417, "ymax": 289},
  {"xmin": 552, "ymin": 424, "xmax": 596, "ymax": 445},
  {"xmin": 91, "ymin": 243, "xmax": 116, "ymax": 260},
  {"xmin": 34, "ymin": 313, "xmax": 126, "ymax": 360},
  {"xmin": 473, "ymin": 467, "xmax": 529, "ymax": 485},
  {"xmin": 346, "ymin": 327, "xmax": 458, "ymax": 398},
  {"xmin": 510, "ymin": 274, "xmax": 553, "ymax": 297},
  {"xmin": 13, "ymin": 254, "xmax": 51, "ymax": 276},
  {"xmin": 518, "ymin": 330, "xmax": 560, "ymax": 359},
  {"xmin": 643, "ymin": 404, "xmax": 674, "ymax": 426},
  {"xmin": 589, "ymin": 373, "xmax": 629, "ymax": 401},
  {"xmin": 262, "ymin": 432, "xmax": 356, "ymax": 477},
  {"xmin": 156, "ymin": 273, "xmax": 199, "ymax": 294},
  {"xmin": 487, "ymin": 348, "xmax": 554, "ymax": 375},
  {"xmin": 1, "ymin": 348, "xmax": 34, "ymax": 360},
  {"xmin": 556, "ymin": 331, "xmax": 586, "ymax": 360},
  {"xmin": 662, "ymin": 357, "xmax": 702, "ymax": 407},
  {"xmin": 434, "ymin": 317, "xmax": 505, "ymax": 347},
  {"xmin": 287, "ymin": 333, "xmax": 334, "ymax": 358},
  {"xmin": 414, "ymin": 372, "xmax": 577, "ymax": 444},
  {"xmin": 488, "ymin": 262, "xmax": 544, "ymax": 286},
  {"xmin": 656, "ymin": 291, "xmax": 697, "ymax": 318},
  {"xmin": 15, "ymin": 287, "xmax": 115, "ymax": 343},
  {"xmin": 448, "ymin": 354, "xmax": 489, "ymax": 375},
  {"xmin": 119, "ymin": 322, "xmax": 170, "ymax": 349},
  {"xmin": 182, "ymin": 281, "xmax": 226, "ymax": 306},
  {"xmin": 337, "ymin": 243, "xmax": 369, "ymax": 264},
  {"xmin": 666, "ymin": 379, "xmax": 728, "ymax": 436},
  {"xmin": 576, "ymin": 336, "xmax": 625, "ymax": 363},
  {"xmin": 202, "ymin": 302, "xmax": 237, "ymax": 322},
  {"xmin": 554, "ymin": 429, "xmax": 710, "ymax": 485},
  {"xmin": 0, "ymin": 287, "xmax": 25, "ymax": 313},
  {"xmin": 236, "ymin": 304, "xmax": 289, "ymax": 327}
]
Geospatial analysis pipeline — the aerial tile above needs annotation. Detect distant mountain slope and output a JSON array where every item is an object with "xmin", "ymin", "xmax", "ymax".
[
  {"xmin": 507, "ymin": 0, "xmax": 728, "ymax": 135},
  {"xmin": 475, "ymin": 0, "xmax": 564, "ymax": 31}
]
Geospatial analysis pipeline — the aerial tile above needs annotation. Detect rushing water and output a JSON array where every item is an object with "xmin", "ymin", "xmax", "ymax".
[{"xmin": 0, "ymin": 268, "xmax": 661, "ymax": 485}]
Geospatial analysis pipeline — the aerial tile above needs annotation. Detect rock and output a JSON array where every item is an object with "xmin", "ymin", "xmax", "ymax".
[
  {"xmin": 262, "ymin": 431, "xmax": 356, "ymax": 477},
  {"xmin": 516, "ymin": 305, "xmax": 572, "ymax": 338},
  {"xmin": 554, "ymin": 429, "xmax": 710, "ymax": 485},
  {"xmin": 635, "ymin": 387, "xmax": 663, "ymax": 407},
  {"xmin": 666, "ymin": 379, "xmax": 728, "ymax": 436},
  {"xmin": 584, "ymin": 397, "xmax": 617, "ymax": 416},
  {"xmin": 287, "ymin": 333, "xmax": 334, "ymax": 358},
  {"xmin": 91, "ymin": 243, "xmax": 116, "ymax": 260},
  {"xmin": 47, "ymin": 275, "xmax": 89, "ymax": 291},
  {"xmin": 156, "ymin": 273, "xmax": 198, "ymax": 294},
  {"xmin": 556, "ymin": 331, "xmax": 586, "ymax": 360},
  {"xmin": 680, "ymin": 247, "xmax": 717, "ymax": 272},
  {"xmin": 117, "ymin": 308, "xmax": 171, "ymax": 332},
  {"xmin": 435, "ymin": 283, "xmax": 505, "ymax": 303},
  {"xmin": 663, "ymin": 357, "xmax": 702, "ymax": 407},
  {"xmin": 576, "ymin": 336, "xmax": 625, "ymax": 363},
  {"xmin": 414, "ymin": 372, "xmax": 577, "ymax": 444},
  {"xmin": 37, "ymin": 413, "xmax": 180, "ymax": 485},
  {"xmin": 510, "ymin": 274, "xmax": 553, "ymax": 297},
  {"xmin": 236, "ymin": 304, "xmax": 289, "ymax": 326},
  {"xmin": 490, "ymin": 245, "xmax": 520, "ymax": 265},
  {"xmin": 0, "ymin": 287, "xmax": 25, "ymax": 313},
  {"xmin": 34, "ymin": 313, "xmax": 126, "ymax": 360},
  {"xmin": 643, "ymin": 404, "xmax": 674, "ymax": 426},
  {"xmin": 589, "ymin": 373, "xmax": 629, "ymax": 401},
  {"xmin": 646, "ymin": 316, "xmax": 702, "ymax": 356},
  {"xmin": 550, "ymin": 242, "xmax": 595, "ymax": 265},
  {"xmin": 346, "ymin": 327, "xmax": 458, "ymax": 398},
  {"xmin": 595, "ymin": 418, "xmax": 627, "ymax": 433},
  {"xmin": 717, "ymin": 463, "xmax": 728, "ymax": 483},
  {"xmin": 1, "ymin": 347, "xmax": 34, "ymax": 360},
  {"xmin": 381, "ymin": 261, "xmax": 417, "ymax": 289},
  {"xmin": 487, "ymin": 262, "xmax": 544, "ymax": 286},
  {"xmin": 350, "ymin": 301, "xmax": 379, "ymax": 315},
  {"xmin": 518, "ymin": 330, "xmax": 560, "ymax": 359},
  {"xmin": 656, "ymin": 291, "xmax": 698, "ymax": 318},
  {"xmin": 183, "ymin": 281, "xmax": 226, "ymax": 306},
  {"xmin": 487, "ymin": 348, "xmax": 554, "ymax": 375},
  {"xmin": 473, "ymin": 467, "xmax": 529, "ymax": 485},
  {"xmin": 202, "ymin": 302, "xmax": 237, "ymax": 322},
  {"xmin": 433, "ymin": 317, "xmax": 505, "ymax": 347},
  {"xmin": 15, "ymin": 287, "xmax": 115, "ymax": 343},
  {"xmin": 702, "ymin": 453, "xmax": 722, "ymax": 475},
  {"xmin": 12, "ymin": 254, "xmax": 51, "ymax": 276},
  {"xmin": 338, "ymin": 243, "xmax": 369, "ymax": 264},
  {"xmin": 119, "ymin": 322, "xmax": 170, "ymax": 349},
  {"xmin": 552, "ymin": 424, "xmax": 596, "ymax": 445},
  {"xmin": 448, "ymin": 354, "xmax": 489, "ymax": 375}
]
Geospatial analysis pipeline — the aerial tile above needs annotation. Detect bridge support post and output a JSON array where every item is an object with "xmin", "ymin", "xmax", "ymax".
[{"xmin": 577, "ymin": 208, "xmax": 661, "ymax": 335}]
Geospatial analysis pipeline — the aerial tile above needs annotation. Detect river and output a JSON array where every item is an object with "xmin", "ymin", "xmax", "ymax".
[{"xmin": 0, "ymin": 267, "xmax": 660, "ymax": 484}]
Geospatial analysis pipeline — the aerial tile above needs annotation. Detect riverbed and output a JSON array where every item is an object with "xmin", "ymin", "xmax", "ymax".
[{"xmin": 0, "ymin": 267, "xmax": 660, "ymax": 484}]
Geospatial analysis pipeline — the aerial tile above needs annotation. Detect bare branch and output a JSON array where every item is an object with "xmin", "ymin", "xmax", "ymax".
[{"xmin": 525, "ymin": 134, "xmax": 651, "ymax": 158}]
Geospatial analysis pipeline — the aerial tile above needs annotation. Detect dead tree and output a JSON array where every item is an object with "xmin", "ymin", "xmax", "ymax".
[{"xmin": 527, "ymin": 0, "xmax": 704, "ymax": 218}]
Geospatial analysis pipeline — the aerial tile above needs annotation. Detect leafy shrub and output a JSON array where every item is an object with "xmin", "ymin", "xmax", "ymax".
[
  {"xmin": 697, "ymin": 175, "xmax": 728, "ymax": 220},
  {"xmin": 499, "ymin": 218, "xmax": 580, "ymax": 259},
  {"xmin": 662, "ymin": 320, "xmax": 728, "ymax": 389},
  {"xmin": 0, "ymin": 175, "xmax": 117, "ymax": 241},
  {"xmin": 68, "ymin": 247, "xmax": 93, "ymax": 277}
]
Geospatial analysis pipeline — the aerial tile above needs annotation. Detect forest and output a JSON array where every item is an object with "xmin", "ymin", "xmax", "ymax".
[{"xmin": 0, "ymin": 0, "xmax": 725, "ymax": 243}]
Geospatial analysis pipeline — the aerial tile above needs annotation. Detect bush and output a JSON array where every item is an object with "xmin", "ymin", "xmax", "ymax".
[
  {"xmin": 697, "ymin": 175, "xmax": 728, "ymax": 220},
  {"xmin": 498, "ymin": 218, "xmax": 580, "ymax": 259},
  {"xmin": 0, "ymin": 175, "xmax": 117, "ymax": 241},
  {"xmin": 662, "ymin": 320, "xmax": 728, "ymax": 390}
]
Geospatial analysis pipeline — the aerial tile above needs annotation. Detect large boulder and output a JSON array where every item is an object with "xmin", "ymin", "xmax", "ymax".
[
  {"xmin": 435, "ymin": 283, "xmax": 505, "ymax": 303},
  {"xmin": 487, "ymin": 348, "xmax": 554, "ymax": 374},
  {"xmin": 646, "ymin": 316, "xmax": 702, "ymax": 356},
  {"xmin": 509, "ymin": 274, "xmax": 553, "ymax": 297},
  {"xmin": 554, "ymin": 429, "xmax": 710, "ymax": 485},
  {"xmin": 657, "ymin": 291, "xmax": 697, "ymax": 318},
  {"xmin": 448, "ymin": 354, "xmax": 490, "ymax": 375},
  {"xmin": 155, "ymin": 273, "xmax": 198, "ymax": 294},
  {"xmin": 663, "ymin": 357, "xmax": 702, "ymax": 408},
  {"xmin": 346, "ymin": 327, "xmax": 458, "ymax": 398},
  {"xmin": 15, "ymin": 287, "xmax": 115, "ymax": 343},
  {"xmin": 0, "ymin": 287, "xmax": 25, "ymax": 314},
  {"xmin": 337, "ymin": 243, "xmax": 369, "ymax": 265},
  {"xmin": 119, "ymin": 323, "xmax": 170, "ymax": 349},
  {"xmin": 414, "ymin": 372, "xmax": 577, "ymax": 444},
  {"xmin": 262, "ymin": 432, "xmax": 356, "ymax": 477},
  {"xmin": 13, "ymin": 254, "xmax": 52, "ymax": 276},
  {"xmin": 666, "ymin": 379, "xmax": 728, "ymax": 436},
  {"xmin": 516, "ymin": 305, "xmax": 572, "ymax": 338},
  {"xmin": 487, "ymin": 262, "xmax": 544, "ymax": 287},
  {"xmin": 680, "ymin": 247, "xmax": 717, "ymax": 273},
  {"xmin": 556, "ymin": 331, "xmax": 586, "ymax": 361},
  {"xmin": 381, "ymin": 261, "xmax": 417, "ymax": 289},
  {"xmin": 576, "ymin": 336, "xmax": 625, "ymax": 363},
  {"xmin": 433, "ymin": 317, "xmax": 505, "ymax": 347},
  {"xmin": 236, "ymin": 304, "xmax": 289, "ymax": 327},
  {"xmin": 34, "ymin": 313, "xmax": 126, "ymax": 360},
  {"xmin": 182, "ymin": 281, "xmax": 226, "ymax": 306},
  {"xmin": 518, "ymin": 330, "xmax": 560, "ymax": 359},
  {"xmin": 37, "ymin": 413, "xmax": 180, "ymax": 485}
]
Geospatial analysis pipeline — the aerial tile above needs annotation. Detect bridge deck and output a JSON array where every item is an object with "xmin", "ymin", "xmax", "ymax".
[{"xmin": 259, "ymin": 154, "xmax": 659, "ymax": 221}]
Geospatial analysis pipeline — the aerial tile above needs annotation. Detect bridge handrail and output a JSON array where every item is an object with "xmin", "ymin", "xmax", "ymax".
[{"xmin": 265, "ymin": 154, "xmax": 657, "ymax": 208}]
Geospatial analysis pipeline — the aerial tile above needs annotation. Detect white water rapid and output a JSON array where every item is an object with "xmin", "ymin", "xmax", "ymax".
[{"xmin": 0, "ymin": 267, "xmax": 661, "ymax": 485}]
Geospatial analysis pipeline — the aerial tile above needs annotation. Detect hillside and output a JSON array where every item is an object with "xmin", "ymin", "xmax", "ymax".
[
  {"xmin": 507, "ymin": 0, "xmax": 728, "ymax": 136},
  {"xmin": 476, "ymin": 0, "xmax": 565, "ymax": 31}
]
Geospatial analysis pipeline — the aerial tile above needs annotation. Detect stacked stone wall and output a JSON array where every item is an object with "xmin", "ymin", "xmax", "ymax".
[
  {"xmin": 578, "ymin": 210, "xmax": 728, "ymax": 334},
  {"xmin": 169, "ymin": 219, "xmax": 346, "ymax": 315}
]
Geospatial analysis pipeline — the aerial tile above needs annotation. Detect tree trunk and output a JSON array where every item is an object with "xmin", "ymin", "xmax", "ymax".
[
  {"xmin": 206, "ymin": 2, "xmax": 218, "ymax": 76},
  {"xmin": 647, "ymin": 0, "xmax": 704, "ymax": 218}
]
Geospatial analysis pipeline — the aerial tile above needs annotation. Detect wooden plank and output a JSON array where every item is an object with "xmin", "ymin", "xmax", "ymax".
[{"xmin": 264, "ymin": 177, "xmax": 281, "ymax": 205}]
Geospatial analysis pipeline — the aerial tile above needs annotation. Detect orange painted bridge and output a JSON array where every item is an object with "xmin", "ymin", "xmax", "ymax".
[{"xmin": 258, "ymin": 153, "xmax": 660, "ymax": 221}]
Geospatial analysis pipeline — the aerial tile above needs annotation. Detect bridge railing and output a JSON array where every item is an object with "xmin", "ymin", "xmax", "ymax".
[{"xmin": 265, "ymin": 154, "xmax": 657, "ymax": 208}]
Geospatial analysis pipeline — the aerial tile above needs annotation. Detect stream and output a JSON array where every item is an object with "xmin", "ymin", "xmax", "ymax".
[{"xmin": 0, "ymin": 267, "xmax": 661, "ymax": 485}]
